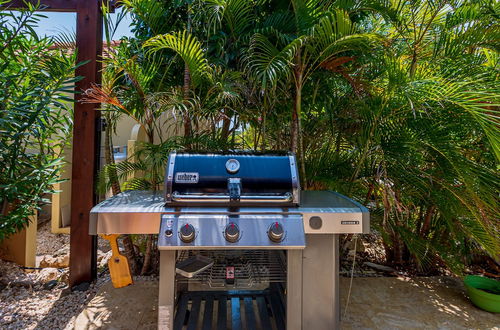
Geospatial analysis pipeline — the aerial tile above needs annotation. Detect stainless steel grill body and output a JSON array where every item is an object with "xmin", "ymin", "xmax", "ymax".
[
  {"xmin": 158, "ymin": 213, "xmax": 306, "ymax": 249},
  {"xmin": 90, "ymin": 190, "xmax": 368, "ymax": 236},
  {"xmin": 89, "ymin": 152, "xmax": 369, "ymax": 330}
]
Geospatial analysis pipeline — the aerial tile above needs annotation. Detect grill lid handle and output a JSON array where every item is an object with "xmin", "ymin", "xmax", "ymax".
[
  {"xmin": 170, "ymin": 192, "xmax": 293, "ymax": 203},
  {"xmin": 228, "ymin": 178, "xmax": 242, "ymax": 201}
]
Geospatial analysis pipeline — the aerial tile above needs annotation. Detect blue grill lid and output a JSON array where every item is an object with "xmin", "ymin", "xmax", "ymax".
[{"xmin": 164, "ymin": 152, "xmax": 300, "ymax": 206}]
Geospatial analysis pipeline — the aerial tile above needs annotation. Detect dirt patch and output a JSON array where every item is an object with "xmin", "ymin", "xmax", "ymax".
[
  {"xmin": 67, "ymin": 275, "xmax": 499, "ymax": 329},
  {"xmin": 340, "ymin": 276, "xmax": 499, "ymax": 329},
  {"xmin": 0, "ymin": 221, "xmax": 117, "ymax": 329}
]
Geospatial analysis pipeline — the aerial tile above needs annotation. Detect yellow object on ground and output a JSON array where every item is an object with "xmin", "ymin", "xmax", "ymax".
[{"xmin": 100, "ymin": 234, "xmax": 133, "ymax": 288}]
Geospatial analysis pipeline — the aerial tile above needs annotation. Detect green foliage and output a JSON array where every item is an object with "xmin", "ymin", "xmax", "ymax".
[
  {"xmin": 98, "ymin": 0, "xmax": 499, "ymax": 274},
  {"xmin": 0, "ymin": 1, "xmax": 79, "ymax": 241},
  {"xmin": 144, "ymin": 31, "xmax": 210, "ymax": 86}
]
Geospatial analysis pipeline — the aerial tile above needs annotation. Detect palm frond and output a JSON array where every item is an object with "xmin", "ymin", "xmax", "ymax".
[
  {"xmin": 143, "ymin": 31, "xmax": 210, "ymax": 86},
  {"xmin": 119, "ymin": 0, "xmax": 171, "ymax": 35},
  {"xmin": 409, "ymin": 78, "xmax": 500, "ymax": 160},
  {"xmin": 247, "ymin": 33, "xmax": 303, "ymax": 89}
]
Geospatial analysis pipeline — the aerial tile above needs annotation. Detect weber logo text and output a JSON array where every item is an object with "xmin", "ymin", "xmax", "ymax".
[{"xmin": 175, "ymin": 172, "xmax": 199, "ymax": 183}]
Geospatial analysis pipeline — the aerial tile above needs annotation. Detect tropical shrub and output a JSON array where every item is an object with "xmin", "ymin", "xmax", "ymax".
[
  {"xmin": 95, "ymin": 0, "xmax": 499, "ymax": 274},
  {"xmin": 300, "ymin": 0, "xmax": 500, "ymax": 272},
  {"xmin": 0, "ymin": 1, "xmax": 79, "ymax": 241}
]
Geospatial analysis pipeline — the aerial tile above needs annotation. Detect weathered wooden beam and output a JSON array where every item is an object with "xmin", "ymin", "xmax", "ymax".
[
  {"xmin": 1, "ymin": 0, "xmax": 77, "ymax": 12},
  {"xmin": 0, "ymin": 0, "xmax": 115, "ymax": 13},
  {"xmin": 69, "ymin": 0, "xmax": 103, "ymax": 287}
]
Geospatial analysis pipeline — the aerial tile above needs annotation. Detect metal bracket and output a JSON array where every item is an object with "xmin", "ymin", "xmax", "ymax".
[{"xmin": 96, "ymin": 117, "xmax": 107, "ymax": 132}]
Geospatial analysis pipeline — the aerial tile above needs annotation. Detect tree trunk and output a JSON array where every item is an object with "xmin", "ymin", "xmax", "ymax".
[
  {"xmin": 383, "ymin": 240, "xmax": 394, "ymax": 264},
  {"xmin": 335, "ymin": 129, "xmax": 342, "ymax": 154},
  {"xmin": 410, "ymin": 49, "xmax": 418, "ymax": 79},
  {"xmin": 220, "ymin": 108, "xmax": 232, "ymax": 144},
  {"xmin": 392, "ymin": 231, "xmax": 404, "ymax": 265},
  {"xmin": 420, "ymin": 205, "xmax": 436, "ymax": 238},
  {"xmin": 140, "ymin": 234, "xmax": 154, "ymax": 275},
  {"xmin": 1, "ymin": 199, "xmax": 9, "ymax": 217},
  {"xmin": 104, "ymin": 121, "xmax": 139, "ymax": 275},
  {"xmin": 183, "ymin": 8, "xmax": 193, "ymax": 142},
  {"xmin": 291, "ymin": 82, "xmax": 300, "ymax": 154},
  {"xmin": 292, "ymin": 64, "xmax": 307, "ymax": 188},
  {"xmin": 183, "ymin": 64, "xmax": 192, "ymax": 140},
  {"xmin": 104, "ymin": 124, "xmax": 121, "ymax": 196},
  {"xmin": 138, "ymin": 131, "xmax": 158, "ymax": 275}
]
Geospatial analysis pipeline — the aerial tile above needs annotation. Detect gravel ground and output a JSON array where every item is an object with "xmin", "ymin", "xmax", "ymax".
[
  {"xmin": 36, "ymin": 222, "xmax": 69, "ymax": 256},
  {"xmin": 0, "ymin": 265, "xmax": 158, "ymax": 330},
  {"xmin": 0, "ymin": 221, "xmax": 114, "ymax": 329},
  {"xmin": 0, "ymin": 261, "xmax": 109, "ymax": 329},
  {"xmin": 340, "ymin": 276, "xmax": 500, "ymax": 329},
  {"xmin": 36, "ymin": 222, "xmax": 110, "ymax": 256}
]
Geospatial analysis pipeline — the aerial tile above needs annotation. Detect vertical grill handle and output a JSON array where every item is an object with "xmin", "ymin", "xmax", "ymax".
[{"xmin": 228, "ymin": 178, "xmax": 242, "ymax": 201}]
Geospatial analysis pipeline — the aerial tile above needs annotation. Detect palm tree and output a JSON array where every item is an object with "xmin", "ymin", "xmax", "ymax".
[
  {"xmin": 306, "ymin": 0, "xmax": 500, "ymax": 269},
  {"xmin": 143, "ymin": 30, "xmax": 211, "ymax": 141},
  {"xmin": 94, "ymin": 0, "xmax": 499, "ymax": 274},
  {"xmin": 247, "ymin": 2, "xmax": 381, "ymax": 186}
]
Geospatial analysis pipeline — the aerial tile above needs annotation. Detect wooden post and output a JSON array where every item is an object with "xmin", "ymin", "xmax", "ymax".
[
  {"xmin": 69, "ymin": 0, "xmax": 103, "ymax": 287},
  {"xmin": 2, "ymin": 0, "xmax": 115, "ymax": 286}
]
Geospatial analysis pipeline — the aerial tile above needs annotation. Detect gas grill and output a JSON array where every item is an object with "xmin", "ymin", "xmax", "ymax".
[{"xmin": 90, "ymin": 151, "xmax": 369, "ymax": 330}]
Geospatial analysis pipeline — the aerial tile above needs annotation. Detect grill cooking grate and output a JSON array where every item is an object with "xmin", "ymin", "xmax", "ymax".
[
  {"xmin": 176, "ymin": 250, "xmax": 286, "ymax": 289},
  {"xmin": 173, "ymin": 290, "xmax": 285, "ymax": 330}
]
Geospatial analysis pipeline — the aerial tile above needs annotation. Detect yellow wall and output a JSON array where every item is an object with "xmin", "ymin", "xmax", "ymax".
[
  {"xmin": 112, "ymin": 116, "xmax": 137, "ymax": 147},
  {"xmin": 50, "ymin": 115, "xmax": 181, "ymax": 234},
  {"xmin": 0, "ymin": 214, "xmax": 37, "ymax": 267},
  {"xmin": 113, "ymin": 114, "xmax": 182, "ymax": 146},
  {"xmin": 51, "ymin": 147, "xmax": 72, "ymax": 234}
]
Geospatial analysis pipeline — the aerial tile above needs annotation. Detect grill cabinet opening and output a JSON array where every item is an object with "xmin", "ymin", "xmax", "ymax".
[{"xmin": 173, "ymin": 250, "xmax": 287, "ymax": 330}]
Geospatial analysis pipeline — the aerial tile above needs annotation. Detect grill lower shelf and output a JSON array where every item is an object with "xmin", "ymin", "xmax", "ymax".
[
  {"xmin": 174, "ymin": 290, "xmax": 285, "ymax": 330},
  {"xmin": 176, "ymin": 250, "xmax": 287, "ymax": 289}
]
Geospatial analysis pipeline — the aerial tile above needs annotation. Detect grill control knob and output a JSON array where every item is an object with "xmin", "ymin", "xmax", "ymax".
[
  {"xmin": 179, "ymin": 224, "xmax": 195, "ymax": 243},
  {"xmin": 224, "ymin": 222, "xmax": 240, "ymax": 243},
  {"xmin": 268, "ymin": 222, "xmax": 284, "ymax": 242}
]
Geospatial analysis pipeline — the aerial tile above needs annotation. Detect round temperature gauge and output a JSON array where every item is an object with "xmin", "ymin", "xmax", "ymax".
[{"xmin": 225, "ymin": 159, "xmax": 240, "ymax": 174}]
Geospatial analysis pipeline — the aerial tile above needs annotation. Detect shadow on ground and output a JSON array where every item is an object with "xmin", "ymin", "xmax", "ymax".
[
  {"xmin": 71, "ymin": 280, "xmax": 157, "ymax": 329},
  {"xmin": 68, "ymin": 277, "xmax": 498, "ymax": 329},
  {"xmin": 340, "ymin": 276, "xmax": 499, "ymax": 329},
  {"xmin": 28, "ymin": 280, "xmax": 156, "ymax": 329}
]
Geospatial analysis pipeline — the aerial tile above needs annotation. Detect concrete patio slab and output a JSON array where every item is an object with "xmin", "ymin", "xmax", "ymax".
[{"xmin": 74, "ymin": 277, "xmax": 499, "ymax": 329}]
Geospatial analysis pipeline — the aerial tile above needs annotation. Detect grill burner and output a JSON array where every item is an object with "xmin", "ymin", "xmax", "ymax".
[{"xmin": 89, "ymin": 151, "xmax": 370, "ymax": 329}]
